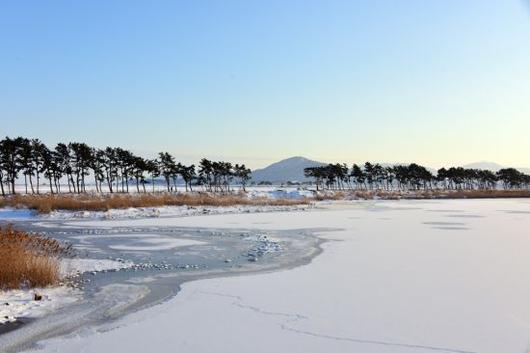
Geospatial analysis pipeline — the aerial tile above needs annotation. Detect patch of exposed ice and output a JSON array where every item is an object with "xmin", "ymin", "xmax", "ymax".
[
  {"xmin": 107, "ymin": 237, "xmax": 204, "ymax": 251},
  {"xmin": 0, "ymin": 208, "xmax": 36, "ymax": 220},
  {"xmin": 242, "ymin": 234, "xmax": 282, "ymax": 262}
]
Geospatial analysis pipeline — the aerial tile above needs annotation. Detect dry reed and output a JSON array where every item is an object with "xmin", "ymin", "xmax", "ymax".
[
  {"xmin": 0, "ymin": 226, "xmax": 70, "ymax": 289},
  {"xmin": 313, "ymin": 189, "xmax": 530, "ymax": 200},
  {"xmin": 0, "ymin": 193, "xmax": 311, "ymax": 214},
  {"xmin": 1, "ymin": 189, "xmax": 528, "ymax": 215}
]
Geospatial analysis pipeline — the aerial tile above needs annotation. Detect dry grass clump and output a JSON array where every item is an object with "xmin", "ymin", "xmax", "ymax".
[
  {"xmin": 424, "ymin": 189, "xmax": 530, "ymax": 199},
  {"xmin": 314, "ymin": 191, "xmax": 344, "ymax": 201},
  {"xmin": 313, "ymin": 189, "xmax": 530, "ymax": 201},
  {"xmin": 387, "ymin": 189, "xmax": 530, "ymax": 199},
  {"xmin": 0, "ymin": 226, "xmax": 70, "ymax": 290},
  {"xmin": 1, "ymin": 189, "xmax": 529, "ymax": 214},
  {"xmin": 0, "ymin": 193, "xmax": 311, "ymax": 214},
  {"xmin": 315, "ymin": 190, "xmax": 402, "ymax": 200}
]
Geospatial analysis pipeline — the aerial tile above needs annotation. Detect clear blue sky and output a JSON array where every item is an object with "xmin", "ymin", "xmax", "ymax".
[{"xmin": 1, "ymin": 0, "xmax": 530, "ymax": 168}]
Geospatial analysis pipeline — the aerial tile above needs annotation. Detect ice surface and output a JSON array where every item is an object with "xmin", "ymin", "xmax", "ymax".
[
  {"xmin": 107, "ymin": 236, "xmax": 203, "ymax": 251},
  {"xmin": 17, "ymin": 199, "xmax": 530, "ymax": 353},
  {"xmin": 0, "ymin": 208, "xmax": 36, "ymax": 221}
]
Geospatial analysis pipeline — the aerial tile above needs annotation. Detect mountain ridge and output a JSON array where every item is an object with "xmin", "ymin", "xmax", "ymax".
[
  {"xmin": 251, "ymin": 156, "xmax": 325, "ymax": 182},
  {"xmin": 251, "ymin": 157, "xmax": 530, "ymax": 183}
]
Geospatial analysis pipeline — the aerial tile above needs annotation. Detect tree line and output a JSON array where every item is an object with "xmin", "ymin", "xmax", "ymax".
[
  {"xmin": 0, "ymin": 136, "xmax": 252, "ymax": 196},
  {"xmin": 304, "ymin": 162, "xmax": 530, "ymax": 191}
]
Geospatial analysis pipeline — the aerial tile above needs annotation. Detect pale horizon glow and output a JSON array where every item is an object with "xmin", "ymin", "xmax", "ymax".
[{"xmin": 1, "ymin": 1, "xmax": 530, "ymax": 170}]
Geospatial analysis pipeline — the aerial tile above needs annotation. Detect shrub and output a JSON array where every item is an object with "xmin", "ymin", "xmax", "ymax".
[
  {"xmin": 0, "ymin": 193, "xmax": 311, "ymax": 214},
  {"xmin": 0, "ymin": 226, "xmax": 70, "ymax": 289}
]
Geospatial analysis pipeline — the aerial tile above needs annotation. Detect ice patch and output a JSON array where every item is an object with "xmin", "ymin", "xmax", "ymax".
[
  {"xmin": 0, "ymin": 208, "xmax": 36, "ymax": 220},
  {"xmin": 243, "ymin": 234, "xmax": 282, "ymax": 261},
  {"xmin": 108, "ymin": 237, "xmax": 204, "ymax": 251}
]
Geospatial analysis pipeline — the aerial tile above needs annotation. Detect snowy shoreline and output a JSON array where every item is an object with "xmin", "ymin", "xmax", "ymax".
[
  {"xmin": 1, "ymin": 258, "xmax": 133, "ymax": 326},
  {"xmin": 0, "ymin": 202, "xmax": 324, "ymax": 353},
  {"xmin": 3, "ymin": 199, "xmax": 530, "ymax": 353},
  {"xmin": 8, "ymin": 198, "xmax": 530, "ymax": 353}
]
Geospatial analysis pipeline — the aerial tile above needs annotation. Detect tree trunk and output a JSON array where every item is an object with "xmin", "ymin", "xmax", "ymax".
[
  {"xmin": 106, "ymin": 170, "xmax": 113, "ymax": 193},
  {"xmin": 81, "ymin": 174, "xmax": 86, "ymax": 193},
  {"xmin": 36, "ymin": 172, "xmax": 40, "ymax": 194},
  {"xmin": 29, "ymin": 175, "xmax": 35, "ymax": 194}
]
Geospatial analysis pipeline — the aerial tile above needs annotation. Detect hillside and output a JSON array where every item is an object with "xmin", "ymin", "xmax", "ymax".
[
  {"xmin": 251, "ymin": 156, "xmax": 325, "ymax": 183},
  {"xmin": 251, "ymin": 158, "xmax": 530, "ymax": 184},
  {"xmin": 463, "ymin": 161, "xmax": 530, "ymax": 174}
]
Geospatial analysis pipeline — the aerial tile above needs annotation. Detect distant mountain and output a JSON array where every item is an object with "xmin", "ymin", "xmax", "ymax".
[
  {"xmin": 462, "ymin": 162, "xmax": 505, "ymax": 171},
  {"xmin": 251, "ymin": 158, "xmax": 530, "ymax": 183},
  {"xmin": 463, "ymin": 161, "xmax": 530, "ymax": 174},
  {"xmin": 251, "ymin": 156, "xmax": 326, "ymax": 183}
]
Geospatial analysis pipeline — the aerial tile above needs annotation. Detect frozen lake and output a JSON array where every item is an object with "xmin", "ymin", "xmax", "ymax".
[{"xmin": 5, "ymin": 199, "xmax": 530, "ymax": 353}]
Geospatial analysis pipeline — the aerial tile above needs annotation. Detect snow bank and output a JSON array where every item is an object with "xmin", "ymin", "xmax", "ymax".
[
  {"xmin": 0, "ymin": 287, "xmax": 81, "ymax": 325},
  {"xmin": 248, "ymin": 188, "xmax": 314, "ymax": 200},
  {"xmin": 44, "ymin": 207, "xmax": 162, "ymax": 220},
  {"xmin": 0, "ymin": 258, "xmax": 132, "ymax": 325},
  {"xmin": 59, "ymin": 258, "xmax": 133, "ymax": 277},
  {"xmin": 42, "ymin": 204, "xmax": 310, "ymax": 221}
]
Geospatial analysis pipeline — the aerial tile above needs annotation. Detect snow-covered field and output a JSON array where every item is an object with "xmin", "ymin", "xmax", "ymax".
[{"xmin": 12, "ymin": 199, "xmax": 530, "ymax": 353}]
